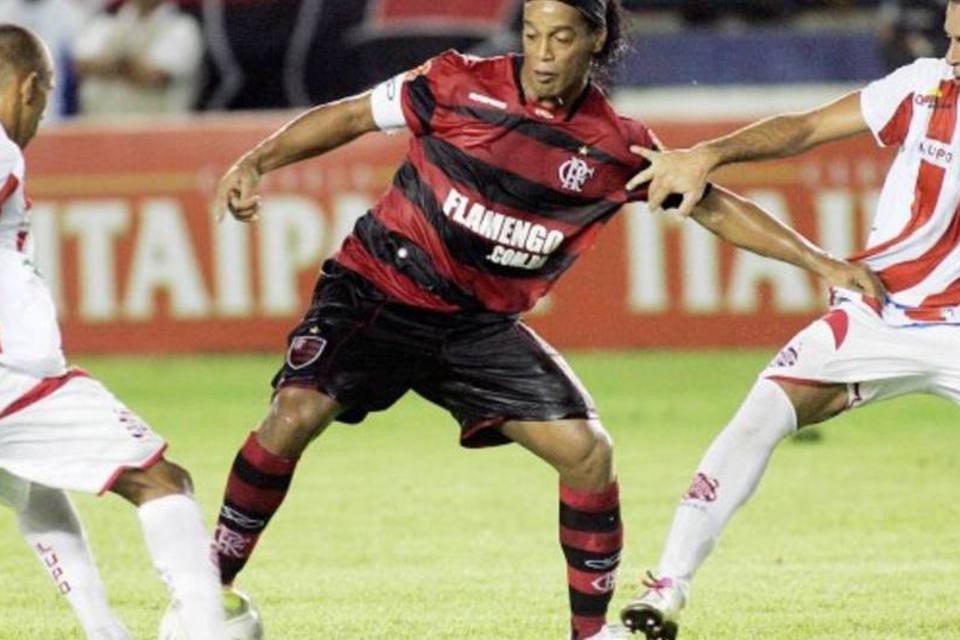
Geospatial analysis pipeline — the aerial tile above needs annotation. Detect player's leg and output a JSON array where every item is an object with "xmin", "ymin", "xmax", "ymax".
[
  {"xmin": 502, "ymin": 418, "xmax": 624, "ymax": 640},
  {"xmin": 0, "ymin": 369, "xmax": 226, "ymax": 640},
  {"xmin": 109, "ymin": 457, "xmax": 227, "ymax": 639},
  {"xmin": 621, "ymin": 303, "xmax": 932, "ymax": 637},
  {"xmin": 657, "ymin": 379, "xmax": 846, "ymax": 580},
  {"xmin": 619, "ymin": 379, "xmax": 845, "ymax": 639},
  {"xmin": 214, "ymin": 262, "xmax": 403, "ymax": 586},
  {"xmin": 15, "ymin": 482, "xmax": 131, "ymax": 640},
  {"xmin": 415, "ymin": 320, "xmax": 623, "ymax": 640},
  {"xmin": 214, "ymin": 386, "xmax": 340, "ymax": 585}
]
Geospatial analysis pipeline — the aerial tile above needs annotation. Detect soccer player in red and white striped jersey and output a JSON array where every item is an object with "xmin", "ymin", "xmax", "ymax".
[
  {"xmin": 210, "ymin": 2, "xmax": 879, "ymax": 638},
  {"xmin": 622, "ymin": 3, "xmax": 960, "ymax": 638}
]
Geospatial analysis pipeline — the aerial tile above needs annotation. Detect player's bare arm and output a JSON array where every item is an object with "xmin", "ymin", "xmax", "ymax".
[
  {"xmin": 214, "ymin": 91, "xmax": 378, "ymax": 223},
  {"xmin": 691, "ymin": 186, "xmax": 885, "ymax": 299},
  {"xmin": 628, "ymin": 91, "xmax": 871, "ymax": 216}
]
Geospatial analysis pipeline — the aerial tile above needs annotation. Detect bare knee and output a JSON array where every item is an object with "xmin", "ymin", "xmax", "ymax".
[
  {"xmin": 563, "ymin": 425, "xmax": 614, "ymax": 491},
  {"xmin": 504, "ymin": 418, "xmax": 615, "ymax": 491},
  {"xmin": 111, "ymin": 459, "xmax": 193, "ymax": 506},
  {"xmin": 777, "ymin": 381, "xmax": 849, "ymax": 428},
  {"xmin": 257, "ymin": 387, "xmax": 341, "ymax": 458}
]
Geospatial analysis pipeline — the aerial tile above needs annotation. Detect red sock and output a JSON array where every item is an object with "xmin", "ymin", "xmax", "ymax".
[
  {"xmin": 560, "ymin": 481, "xmax": 623, "ymax": 640},
  {"xmin": 214, "ymin": 432, "xmax": 298, "ymax": 584}
]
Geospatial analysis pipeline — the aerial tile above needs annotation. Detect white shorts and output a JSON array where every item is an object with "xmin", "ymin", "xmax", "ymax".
[
  {"xmin": 763, "ymin": 296, "xmax": 960, "ymax": 408},
  {"xmin": 0, "ymin": 367, "xmax": 166, "ymax": 501}
]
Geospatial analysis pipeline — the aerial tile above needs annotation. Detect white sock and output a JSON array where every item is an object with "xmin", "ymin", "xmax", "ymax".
[
  {"xmin": 16, "ymin": 483, "xmax": 131, "ymax": 640},
  {"xmin": 138, "ymin": 494, "xmax": 226, "ymax": 640},
  {"xmin": 657, "ymin": 378, "xmax": 798, "ymax": 585}
]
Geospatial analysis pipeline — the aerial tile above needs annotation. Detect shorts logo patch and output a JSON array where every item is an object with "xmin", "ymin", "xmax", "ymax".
[
  {"xmin": 772, "ymin": 343, "xmax": 800, "ymax": 368},
  {"xmin": 287, "ymin": 336, "xmax": 327, "ymax": 370},
  {"xmin": 116, "ymin": 408, "xmax": 148, "ymax": 439}
]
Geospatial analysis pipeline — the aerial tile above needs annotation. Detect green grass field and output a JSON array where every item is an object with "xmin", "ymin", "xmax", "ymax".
[{"xmin": 0, "ymin": 351, "xmax": 957, "ymax": 640}]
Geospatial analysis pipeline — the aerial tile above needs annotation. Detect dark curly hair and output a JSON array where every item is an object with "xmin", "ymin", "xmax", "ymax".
[{"xmin": 587, "ymin": 0, "xmax": 628, "ymax": 73}]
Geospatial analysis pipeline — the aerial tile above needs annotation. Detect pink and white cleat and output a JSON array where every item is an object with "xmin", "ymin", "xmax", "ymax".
[{"xmin": 620, "ymin": 573, "xmax": 687, "ymax": 639}]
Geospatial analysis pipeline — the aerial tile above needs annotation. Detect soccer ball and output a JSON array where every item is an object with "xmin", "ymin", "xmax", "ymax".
[{"xmin": 158, "ymin": 588, "xmax": 264, "ymax": 640}]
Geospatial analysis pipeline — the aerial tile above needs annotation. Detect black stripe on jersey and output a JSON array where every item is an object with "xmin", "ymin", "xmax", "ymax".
[
  {"xmin": 422, "ymin": 136, "xmax": 620, "ymax": 225},
  {"xmin": 559, "ymin": 503, "xmax": 621, "ymax": 533},
  {"xmin": 353, "ymin": 213, "xmax": 485, "ymax": 311},
  {"xmin": 394, "ymin": 162, "xmax": 576, "ymax": 280},
  {"xmin": 561, "ymin": 545, "xmax": 622, "ymax": 574},
  {"xmin": 451, "ymin": 105, "xmax": 629, "ymax": 169},
  {"xmin": 407, "ymin": 76, "xmax": 436, "ymax": 134}
]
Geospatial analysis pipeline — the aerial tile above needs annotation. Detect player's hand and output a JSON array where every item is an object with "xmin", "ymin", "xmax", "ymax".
[
  {"xmin": 819, "ymin": 258, "xmax": 886, "ymax": 301},
  {"xmin": 627, "ymin": 146, "xmax": 716, "ymax": 217},
  {"xmin": 214, "ymin": 158, "xmax": 262, "ymax": 223}
]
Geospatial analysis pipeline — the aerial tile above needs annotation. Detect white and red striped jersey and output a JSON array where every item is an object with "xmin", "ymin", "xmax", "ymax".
[
  {"xmin": 0, "ymin": 126, "xmax": 32, "ymax": 256},
  {"xmin": 0, "ymin": 126, "xmax": 63, "ymax": 377},
  {"xmin": 855, "ymin": 58, "xmax": 960, "ymax": 325}
]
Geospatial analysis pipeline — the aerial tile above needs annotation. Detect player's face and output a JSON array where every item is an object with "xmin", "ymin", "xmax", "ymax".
[
  {"xmin": 947, "ymin": 3, "xmax": 960, "ymax": 79},
  {"xmin": 522, "ymin": 1, "xmax": 605, "ymax": 102}
]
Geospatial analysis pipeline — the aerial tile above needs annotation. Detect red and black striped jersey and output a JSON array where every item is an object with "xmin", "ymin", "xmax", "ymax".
[{"xmin": 335, "ymin": 50, "xmax": 657, "ymax": 315}]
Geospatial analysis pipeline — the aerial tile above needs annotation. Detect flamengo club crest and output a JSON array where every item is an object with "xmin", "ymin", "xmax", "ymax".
[
  {"xmin": 287, "ymin": 335, "xmax": 327, "ymax": 370},
  {"xmin": 559, "ymin": 156, "xmax": 595, "ymax": 192}
]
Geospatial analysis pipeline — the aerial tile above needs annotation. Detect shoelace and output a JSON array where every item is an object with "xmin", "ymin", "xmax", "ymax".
[{"xmin": 642, "ymin": 571, "xmax": 673, "ymax": 594}]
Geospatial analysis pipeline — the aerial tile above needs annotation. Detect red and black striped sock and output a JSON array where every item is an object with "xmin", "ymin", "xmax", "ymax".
[
  {"xmin": 214, "ymin": 432, "xmax": 298, "ymax": 585},
  {"xmin": 560, "ymin": 480, "xmax": 623, "ymax": 640}
]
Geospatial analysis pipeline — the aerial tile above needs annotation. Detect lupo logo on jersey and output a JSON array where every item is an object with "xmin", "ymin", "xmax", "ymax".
[
  {"xmin": 559, "ymin": 156, "xmax": 595, "ymax": 192},
  {"xmin": 918, "ymin": 139, "xmax": 955, "ymax": 167}
]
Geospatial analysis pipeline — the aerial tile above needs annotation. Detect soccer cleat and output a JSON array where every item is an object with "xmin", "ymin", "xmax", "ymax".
[
  {"xmin": 583, "ymin": 623, "xmax": 633, "ymax": 639},
  {"xmin": 620, "ymin": 572, "xmax": 687, "ymax": 639},
  {"xmin": 223, "ymin": 586, "xmax": 265, "ymax": 640}
]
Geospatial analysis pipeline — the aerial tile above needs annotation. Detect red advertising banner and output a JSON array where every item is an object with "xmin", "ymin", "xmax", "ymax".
[{"xmin": 24, "ymin": 115, "xmax": 891, "ymax": 353}]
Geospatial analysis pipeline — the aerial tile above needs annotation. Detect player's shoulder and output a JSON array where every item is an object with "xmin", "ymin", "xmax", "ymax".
[
  {"xmin": 878, "ymin": 57, "xmax": 952, "ymax": 87},
  {"xmin": 422, "ymin": 49, "xmax": 512, "ymax": 79},
  {"xmin": 584, "ymin": 90, "xmax": 657, "ymax": 153},
  {"xmin": 905, "ymin": 57, "xmax": 951, "ymax": 76}
]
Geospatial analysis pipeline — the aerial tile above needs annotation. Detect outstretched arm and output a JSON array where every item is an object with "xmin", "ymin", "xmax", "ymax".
[
  {"xmin": 690, "ymin": 185, "xmax": 885, "ymax": 298},
  {"xmin": 630, "ymin": 91, "xmax": 870, "ymax": 216},
  {"xmin": 214, "ymin": 93, "xmax": 379, "ymax": 222}
]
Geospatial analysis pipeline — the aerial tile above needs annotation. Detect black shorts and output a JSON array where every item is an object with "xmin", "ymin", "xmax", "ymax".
[{"xmin": 272, "ymin": 261, "xmax": 597, "ymax": 448}]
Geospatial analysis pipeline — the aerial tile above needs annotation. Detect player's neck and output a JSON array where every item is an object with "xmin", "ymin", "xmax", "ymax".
[{"xmin": 0, "ymin": 106, "xmax": 20, "ymax": 149}]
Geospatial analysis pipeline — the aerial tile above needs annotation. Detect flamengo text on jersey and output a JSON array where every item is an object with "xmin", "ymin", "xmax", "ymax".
[{"xmin": 442, "ymin": 187, "xmax": 565, "ymax": 270}]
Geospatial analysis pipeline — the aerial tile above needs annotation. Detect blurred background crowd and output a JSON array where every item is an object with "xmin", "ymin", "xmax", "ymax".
[{"xmin": 0, "ymin": 0, "xmax": 949, "ymax": 121}]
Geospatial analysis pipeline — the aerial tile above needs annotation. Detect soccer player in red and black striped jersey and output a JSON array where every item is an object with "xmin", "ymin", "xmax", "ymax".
[{"xmin": 210, "ymin": 1, "xmax": 881, "ymax": 638}]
